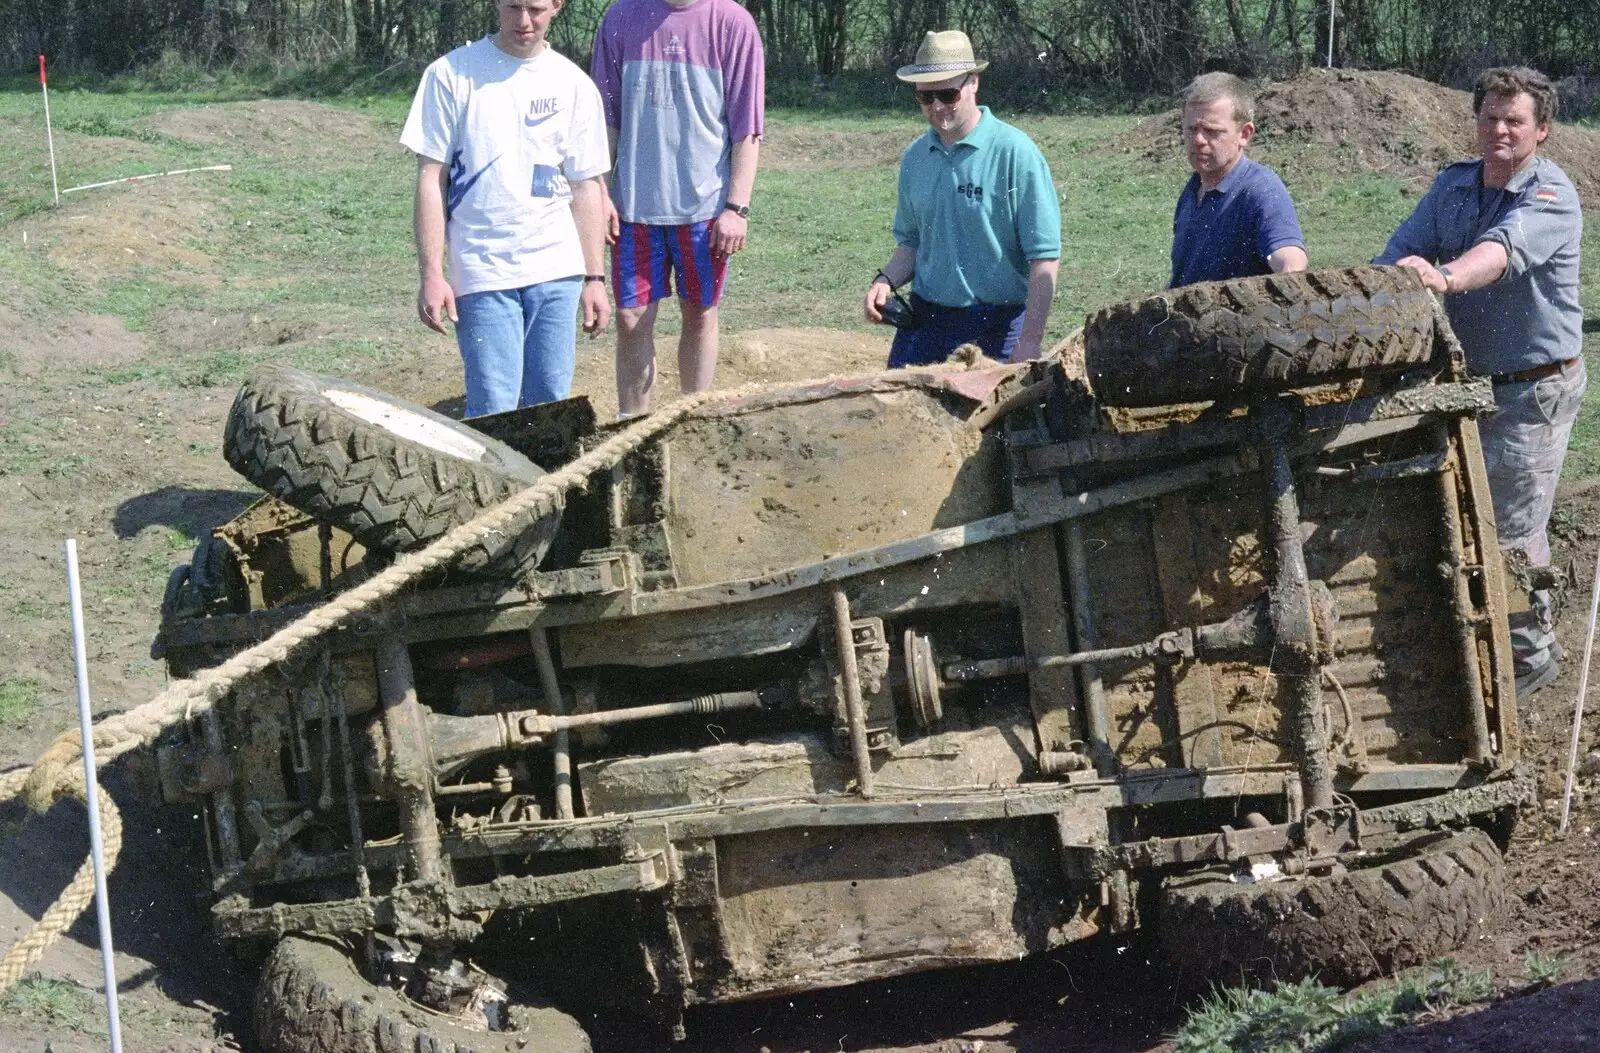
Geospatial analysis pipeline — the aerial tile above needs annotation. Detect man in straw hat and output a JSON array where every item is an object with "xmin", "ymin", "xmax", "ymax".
[{"xmin": 863, "ymin": 31, "xmax": 1061, "ymax": 366}]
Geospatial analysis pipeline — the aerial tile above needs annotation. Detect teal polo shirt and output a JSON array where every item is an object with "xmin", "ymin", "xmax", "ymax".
[{"xmin": 892, "ymin": 107, "xmax": 1062, "ymax": 308}]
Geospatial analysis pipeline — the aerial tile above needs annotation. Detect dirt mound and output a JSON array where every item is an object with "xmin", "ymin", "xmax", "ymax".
[
  {"xmin": 141, "ymin": 100, "xmax": 404, "ymax": 168},
  {"xmin": 1108, "ymin": 67, "xmax": 1600, "ymax": 202},
  {"xmin": 0, "ymin": 306, "xmax": 150, "ymax": 376},
  {"xmin": 24, "ymin": 176, "xmax": 221, "ymax": 285}
]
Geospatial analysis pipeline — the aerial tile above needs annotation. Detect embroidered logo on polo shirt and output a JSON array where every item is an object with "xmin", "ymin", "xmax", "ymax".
[
  {"xmin": 956, "ymin": 182, "xmax": 984, "ymax": 201},
  {"xmin": 1535, "ymin": 187, "xmax": 1559, "ymax": 203}
]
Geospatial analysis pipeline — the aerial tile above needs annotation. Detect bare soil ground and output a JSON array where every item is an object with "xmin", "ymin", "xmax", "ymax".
[
  {"xmin": 1, "ymin": 94, "xmax": 1599, "ymax": 1053},
  {"xmin": 1109, "ymin": 67, "xmax": 1600, "ymax": 198}
]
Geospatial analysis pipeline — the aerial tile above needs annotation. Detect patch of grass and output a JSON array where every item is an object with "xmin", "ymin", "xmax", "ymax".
[
  {"xmin": 1524, "ymin": 950, "xmax": 1570, "ymax": 988},
  {"xmin": 0, "ymin": 438, "xmax": 47, "ymax": 476},
  {"xmin": 1173, "ymin": 960, "xmax": 1495, "ymax": 1053},
  {"xmin": 98, "ymin": 363, "xmax": 181, "ymax": 386},
  {"xmin": 43, "ymin": 453, "xmax": 88, "ymax": 479},
  {"xmin": 284, "ymin": 338, "xmax": 404, "ymax": 376},
  {"xmin": 0, "ymin": 678, "xmax": 42, "ymax": 729},
  {"xmin": 95, "ymin": 278, "xmax": 190, "ymax": 333},
  {"xmin": 0, "ymin": 973, "xmax": 102, "ymax": 1034},
  {"xmin": 135, "ymin": 527, "xmax": 198, "ymax": 593}
]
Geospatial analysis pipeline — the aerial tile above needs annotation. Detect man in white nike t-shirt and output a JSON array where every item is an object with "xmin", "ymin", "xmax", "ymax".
[{"xmin": 402, "ymin": 0, "xmax": 612, "ymax": 415}]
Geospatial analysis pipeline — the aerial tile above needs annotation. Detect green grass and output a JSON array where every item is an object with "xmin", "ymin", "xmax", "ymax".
[
  {"xmin": 1173, "ymin": 960, "xmax": 1497, "ymax": 1053},
  {"xmin": 1524, "ymin": 950, "xmax": 1570, "ymax": 988},
  {"xmin": 1, "ymin": 973, "xmax": 102, "ymax": 1034},
  {"xmin": 0, "ymin": 678, "xmax": 42, "ymax": 730}
]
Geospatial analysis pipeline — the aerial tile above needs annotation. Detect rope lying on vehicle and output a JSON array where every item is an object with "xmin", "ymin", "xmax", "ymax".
[
  {"xmin": 0, "ymin": 385, "xmax": 738, "ymax": 997},
  {"xmin": 0, "ymin": 361, "xmax": 1020, "ymax": 997}
]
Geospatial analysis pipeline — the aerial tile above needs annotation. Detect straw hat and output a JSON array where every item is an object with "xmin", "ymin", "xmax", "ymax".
[{"xmin": 895, "ymin": 30, "xmax": 989, "ymax": 84}]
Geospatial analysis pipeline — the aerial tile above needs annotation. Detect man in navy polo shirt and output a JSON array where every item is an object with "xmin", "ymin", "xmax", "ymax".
[
  {"xmin": 1170, "ymin": 72, "xmax": 1306, "ymax": 287},
  {"xmin": 863, "ymin": 31, "xmax": 1061, "ymax": 366}
]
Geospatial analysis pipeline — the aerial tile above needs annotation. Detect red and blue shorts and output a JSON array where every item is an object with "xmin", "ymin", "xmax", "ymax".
[{"xmin": 611, "ymin": 220, "xmax": 729, "ymax": 310}]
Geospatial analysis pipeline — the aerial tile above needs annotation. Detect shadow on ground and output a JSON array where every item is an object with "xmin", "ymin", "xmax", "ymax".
[
  {"xmin": 113, "ymin": 486, "xmax": 258, "ymax": 540},
  {"xmin": 0, "ymin": 760, "xmax": 244, "ymax": 1042},
  {"xmin": 1351, "ymin": 977, "xmax": 1600, "ymax": 1052},
  {"xmin": 584, "ymin": 934, "xmax": 1186, "ymax": 1053}
]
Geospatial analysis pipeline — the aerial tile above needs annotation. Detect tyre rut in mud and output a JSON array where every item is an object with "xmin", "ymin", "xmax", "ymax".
[
  {"xmin": 1084, "ymin": 265, "xmax": 1438, "ymax": 408},
  {"xmin": 224, "ymin": 367, "xmax": 559, "ymax": 573},
  {"xmin": 1159, "ymin": 827, "xmax": 1505, "ymax": 991},
  {"xmin": 255, "ymin": 933, "xmax": 592, "ymax": 1053}
]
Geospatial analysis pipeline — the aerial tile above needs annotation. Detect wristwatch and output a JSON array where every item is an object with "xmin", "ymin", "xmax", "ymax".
[
  {"xmin": 583, "ymin": 274, "xmax": 606, "ymax": 284},
  {"xmin": 724, "ymin": 202, "xmax": 751, "ymax": 219},
  {"xmin": 1439, "ymin": 265, "xmax": 1455, "ymax": 292}
]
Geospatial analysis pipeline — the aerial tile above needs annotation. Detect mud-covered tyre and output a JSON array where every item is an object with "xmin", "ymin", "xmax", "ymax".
[
  {"xmin": 255, "ymin": 933, "xmax": 591, "ymax": 1053},
  {"xmin": 1159, "ymin": 827, "xmax": 1504, "ymax": 992},
  {"xmin": 1084, "ymin": 266, "xmax": 1438, "ymax": 408},
  {"xmin": 224, "ymin": 367, "xmax": 559, "ymax": 573}
]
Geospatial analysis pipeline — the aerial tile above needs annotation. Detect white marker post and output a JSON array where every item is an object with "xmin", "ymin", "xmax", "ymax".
[
  {"xmin": 40, "ymin": 55, "xmax": 59, "ymax": 206},
  {"xmin": 1326, "ymin": 1, "xmax": 1337, "ymax": 68},
  {"xmin": 63, "ymin": 540, "xmax": 124, "ymax": 1053},
  {"xmin": 1560, "ymin": 540, "xmax": 1600, "ymax": 835}
]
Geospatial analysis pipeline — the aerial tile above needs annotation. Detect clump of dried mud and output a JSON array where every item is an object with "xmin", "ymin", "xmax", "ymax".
[{"xmin": 1109, "ymin": 67, "xmax": 1600, "ymax": 201}]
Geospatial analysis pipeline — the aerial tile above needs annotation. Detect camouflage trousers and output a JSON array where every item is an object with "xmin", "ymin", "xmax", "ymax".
[{"xmin": 1479, "ymin": 357, "xmax": 1588, "ymax": 674}]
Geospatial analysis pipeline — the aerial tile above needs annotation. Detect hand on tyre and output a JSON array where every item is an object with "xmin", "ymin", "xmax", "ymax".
[
  {"xmin": 1394, "ymin": 256, "xmax": 1448, "ymax": 293},
  {"xmin": 418, "ymin": 272, "xmax": 457, "ymax": 333},
  {"xmin": 581, "ymin": 281, "xmax": 611, "ymax": 336}
]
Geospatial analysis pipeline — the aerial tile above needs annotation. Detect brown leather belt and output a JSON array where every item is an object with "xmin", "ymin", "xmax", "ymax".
[{"xmin": 1490, "ymin": 357, "xmax": 1581, "ymax": 385}]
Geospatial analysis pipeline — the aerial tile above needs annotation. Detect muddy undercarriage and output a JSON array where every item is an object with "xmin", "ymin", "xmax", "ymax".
[{"xmin": 155, "ymin": 287, "xmax": 1530, "ymax": 1048}]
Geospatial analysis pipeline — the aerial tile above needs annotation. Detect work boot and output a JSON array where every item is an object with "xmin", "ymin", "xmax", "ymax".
[{"xmin": 1515, "ymin": 640, "xmax": 1564, "ymax": 701}]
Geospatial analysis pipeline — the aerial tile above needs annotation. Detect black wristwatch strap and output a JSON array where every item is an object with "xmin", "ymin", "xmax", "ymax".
[
  {"xmin": 584, "ymin": 274, "xmax": 607, "ymax": 283},
  {"xmin": 724, "ymin": 202, "xmax": 751, "ymax": 218}
]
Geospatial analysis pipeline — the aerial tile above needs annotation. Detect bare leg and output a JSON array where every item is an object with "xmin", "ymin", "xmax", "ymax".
[
  {"xmin": 616, "ymin": 301, "xmax": 660, "ymax": 415},
  {"xmin": 678, "ymin": 300, "xmax": 719, "ymax": 394}
]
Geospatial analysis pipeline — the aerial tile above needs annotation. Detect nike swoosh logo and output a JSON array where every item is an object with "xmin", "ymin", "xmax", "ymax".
[
  {"xmin": 447, "ymin": 154, "xmax": 500, "ymax": 213},
  {"xmin": 525, "ymin": 111, "xmax": 558, "ymax": 127}
]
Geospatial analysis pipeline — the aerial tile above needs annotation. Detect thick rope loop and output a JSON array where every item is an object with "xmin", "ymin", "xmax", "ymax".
[{"xmin": 0, "ymin": 775, "xmax": 123, "ymax": 993}]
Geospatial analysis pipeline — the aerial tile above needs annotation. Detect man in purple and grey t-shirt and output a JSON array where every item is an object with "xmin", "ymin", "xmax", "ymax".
[{"xmin": 591, "ymin": 0, "xmax": 765, "ymax": 415}]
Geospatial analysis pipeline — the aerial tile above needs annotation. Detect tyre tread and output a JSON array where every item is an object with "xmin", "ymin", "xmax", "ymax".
[
  {"xmin": 223, "ymin": 367, "xmax": 557, "ymax": 574},
  {"xmin": 1159, "ymin": 828, "xmax": 1504, "ymax": 992},
  {"xmin": 1084, "ymin": 265, "xmax": 1438, "ymax": 408}
]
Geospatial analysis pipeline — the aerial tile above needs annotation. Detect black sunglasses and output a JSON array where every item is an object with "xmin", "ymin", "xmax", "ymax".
[{"xmin": 914, "ymin": 75, "xmax": 970, "ymax": 106}]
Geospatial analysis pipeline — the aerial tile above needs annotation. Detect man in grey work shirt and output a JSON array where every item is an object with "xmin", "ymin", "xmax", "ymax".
[{"xmin": 1376, "ymin": 65, "xmax": 1584, "ymax": 698}]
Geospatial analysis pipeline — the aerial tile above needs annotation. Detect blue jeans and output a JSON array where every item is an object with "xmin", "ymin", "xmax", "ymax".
[
  {"xmin": 455, "ymin": 277, "xmax": 583, "ymax": 417},
  {"xmin": 887, "ymin": 294, "xmax": 1026, "ymax": 368},
  {"xmin": 1480, "ymin": 358, "xmax": 1588, "ymax": 672}
]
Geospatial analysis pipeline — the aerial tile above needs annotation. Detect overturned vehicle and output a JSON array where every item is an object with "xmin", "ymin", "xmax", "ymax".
[{"xmin": 155, "ymin": 266, "xmax": 1528, "ymax": 1052}]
